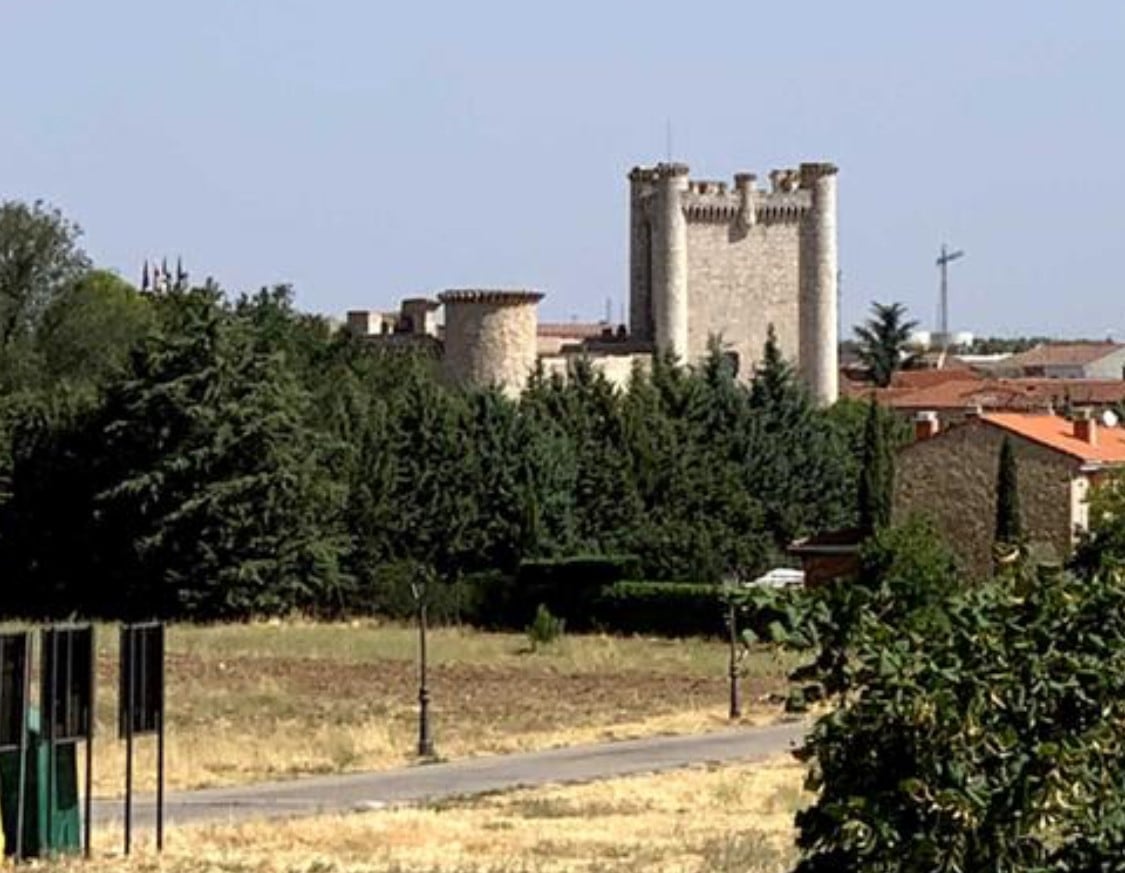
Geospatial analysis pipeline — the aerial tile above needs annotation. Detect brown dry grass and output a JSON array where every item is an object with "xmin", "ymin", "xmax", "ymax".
[
  {"xmin": 40, "ymin": 755, "xmax": 809, "ymax": 872},
  {"xmin": 65, "ymin": 621, "xmax": 796, "ymax": 795}
]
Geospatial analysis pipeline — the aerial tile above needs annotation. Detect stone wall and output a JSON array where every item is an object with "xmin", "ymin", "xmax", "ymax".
[
  {"xmin": 1086, "ymin": 347, "xmax": 1125, "ymax": 379},
  {"xmin": 439, "ymin": 290, "xmax": 542, "ymax": 397},
  {"xmin": 684, "ymin": 218, "xmax": 801, "ymax": 374},
  {"xmin": 539, "ymin": 351, "xmax": 651, "ymax": 389},
  {"xmin": 628, "ymin": 163, "xmax": 836, "ymax": 397},
  {"xmin": 893, "ymin": 419, "xmax": 1079, "ymax": 578}
]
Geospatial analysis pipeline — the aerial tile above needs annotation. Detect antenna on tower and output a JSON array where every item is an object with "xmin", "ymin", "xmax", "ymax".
[
  {"xmin": 665, "ymin": 118, "xmax": 673, "ymax": 162},
  {"xmin": 936, "ymin": 243, "xmax": 964, "ymax": 347}
]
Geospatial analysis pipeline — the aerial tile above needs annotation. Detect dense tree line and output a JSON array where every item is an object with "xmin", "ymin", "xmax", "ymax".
[{"xmin": 0, "ymin": 201, "xmax": 875, "ymax": 620}]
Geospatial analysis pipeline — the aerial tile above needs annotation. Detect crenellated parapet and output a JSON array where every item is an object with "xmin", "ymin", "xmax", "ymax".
[
  {"xmin": 438, "ymin": 289, "xmax": 544, "ymax": 306},
  {"xmin": 636, "ymin": 167, "xmax": 815, "ymax": 226},
  {"xmin": 627, "ymin": 158, "xmax": 839, "ymax": 403}
]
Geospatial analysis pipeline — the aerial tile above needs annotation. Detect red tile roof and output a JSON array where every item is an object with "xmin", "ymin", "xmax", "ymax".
[
  {"xmin": 1007, "ymin": 342, "xmax": 1122, "ymax": 369},
  {"xmin": 870, "ymin": 378, "xmax": 1125, "ymax": 412},
  {"xmin": 981, "ymin": 413, "xmax": 1125, "ymax": 464},
  {"xmin": 889, "ymin": 369, "xmax": 983, "ymax": 390}
]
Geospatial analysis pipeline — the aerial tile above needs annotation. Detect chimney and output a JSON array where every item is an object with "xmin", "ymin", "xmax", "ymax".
[
  {"xmin": 914, "ymin": 410, "xmax": 940, "ymax": 441},
  {"xmin": 1074, "ymin": 408, "xmax": 1098, "ymax": 445}
]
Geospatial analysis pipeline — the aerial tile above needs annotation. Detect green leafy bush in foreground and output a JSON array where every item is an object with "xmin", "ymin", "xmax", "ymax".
[{"xmin": 794, "ymin": 564, "xmax": 1125, "ymax": 872}]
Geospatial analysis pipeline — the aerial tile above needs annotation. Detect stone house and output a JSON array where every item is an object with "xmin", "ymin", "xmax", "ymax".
[
  {"xmin": 894, "ymin": 411, "xmax": 1125, "ymax": 578},
  {"xmin": 1003, "ymin": 342, "xmax": 1125, "ymax": 380}
]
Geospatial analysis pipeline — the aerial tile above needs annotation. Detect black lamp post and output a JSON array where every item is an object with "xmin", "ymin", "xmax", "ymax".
[
  {"xmin": 724, "ymin": 579, "xmax": 742, "ymax": 720},
  {"xmin": 412, "ymin": 570, "xmax": 435, "ymax": 758}
]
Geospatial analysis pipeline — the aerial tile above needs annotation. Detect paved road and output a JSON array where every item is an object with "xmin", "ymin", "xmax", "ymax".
[{"xmin": 94, "ymin": 720, "xmax": 807, "ymax": 827}]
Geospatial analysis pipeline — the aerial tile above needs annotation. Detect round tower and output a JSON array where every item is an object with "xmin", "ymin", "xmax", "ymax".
[
  {"xmin": 438, "ymin": 289, "xmax": 543, "ymax": 396},
  {"xmin": 799, "ymin": 162, "xmax": 839, "ymax": 406},
  {"xmin": 628, "ymin": 166, "xmax": 657, "ymax": 343},
  {"xmin": 652, "ymin": 162, "xmax": 690, "ymax": 361}
]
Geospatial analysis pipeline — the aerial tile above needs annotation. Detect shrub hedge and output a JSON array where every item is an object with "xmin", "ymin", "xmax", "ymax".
[
  {"xmin": 594, "ymin": 581, "xmax": 724, "ymax": 637},
  {"xmin": 361, "ymin": 555, "xmax": 765, "ymax": 639},
  {"xmin": 509, "ymin": 555, "xmax": 641, "ymax": 630}
]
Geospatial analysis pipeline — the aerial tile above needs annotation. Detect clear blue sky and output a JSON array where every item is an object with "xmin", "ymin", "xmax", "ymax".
[{"xmin": 4, "ymin": 2, "xmax": 1122, "ymax": 337}]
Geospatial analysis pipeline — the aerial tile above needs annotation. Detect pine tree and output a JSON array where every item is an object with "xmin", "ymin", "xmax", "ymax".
[
  {"xmin": 857, "ymin": 399, "xmax": 893, "ymax": 535},
  {"xmin": 995, "ymin": 435, "xmax": 1022, "ymax": 544},
  {"xmin": 97, "ymin": 287, "xmax": 348, "ymax": 619},
  {"xmin": 540, "ymin": 358, "xmax": 642, "ymax": 552},
  {"xmin": 746, "ymin": 325, "xmax": 854, "ymax": 545}
]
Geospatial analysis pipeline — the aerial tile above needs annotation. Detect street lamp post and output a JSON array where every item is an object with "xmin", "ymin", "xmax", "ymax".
[
  {"xmin": 412, "ymin": 571, "xmax": 435, "ymax": 758},
  {"xmin": 728, "ymin": 595, "xmax": 742, "ymax": 720}
]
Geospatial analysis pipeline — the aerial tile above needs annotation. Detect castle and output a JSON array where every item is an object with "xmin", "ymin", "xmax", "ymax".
[{"xmin": 347, "ymin": 160, "xmax": 839, "ymax": 404}]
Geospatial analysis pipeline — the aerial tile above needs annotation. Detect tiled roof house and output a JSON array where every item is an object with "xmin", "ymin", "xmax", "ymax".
[
  {"xmin": 1005, "ymin": 342, "xmax": 1125, "ymax": 379},
  {"xmin": 894, "ymin": 410, "xmax": 1125, "ymax": 578}
]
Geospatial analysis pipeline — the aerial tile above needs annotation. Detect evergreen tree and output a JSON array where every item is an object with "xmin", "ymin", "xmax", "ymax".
[
  {"xmin": 528, "ymin": 358, "xmax": 642, "ymax": 552},
  {"xmin": 97, "ymin": 288, "xmax": 348, "ymax": 618},
  {"xmin": 746, "ymin": 326, "xmax": 854, "ymax": 546},
  {"xmin": 853, "ymin": 301, "xmax": 917, "ymax": 388},
  {"xmin": 995, "ymin": 435, "xmax": 1022, "ymax": 544},
  {"xmin": 623, "ymin": 344, "xmax": 770, "ymax": 581},
  {"xmin": 857, "ymin": 399, "xmax": 893, "ymax": 535}
]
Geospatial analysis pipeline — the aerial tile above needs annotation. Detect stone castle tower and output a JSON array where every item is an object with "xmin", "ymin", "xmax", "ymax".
[
  {"xmin": 438, "ymin": 289, "xmax": 544, "ymax": 396},
  {"xmin": 629, "ymin": 161, "xmax": 838, "ymax": 404}
]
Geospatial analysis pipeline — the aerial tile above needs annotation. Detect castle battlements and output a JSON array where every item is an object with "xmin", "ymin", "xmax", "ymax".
[
  {"xmin": 638, "ymin": 167, "xmax": 828, "ymax": 226},
  {"xmin": 628, "ymin": 159, "xmax": 839, "ymax": 404},
  {"xmin": 349, "ymin": 156, "xmax": 840, "ymax": 405},
  {"xmin": 438, "ymin": 289, "xmax": 545, "ymax": 306}
]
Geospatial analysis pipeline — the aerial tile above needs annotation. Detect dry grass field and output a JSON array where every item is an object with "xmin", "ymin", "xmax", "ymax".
[
  {"xmin": 69, "ymin": 621, "xmax": 797, "ymax": 795},
  {"xmin": 41, "ymin": 755, "xmax": 808, "ymax": 873}
]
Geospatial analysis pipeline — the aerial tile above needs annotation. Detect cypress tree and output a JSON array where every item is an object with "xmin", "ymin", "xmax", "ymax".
[
  {"xmin": 857, "ymin": 399, "xmax": 892, "ymax": 535},
  {"xmin": 995, "ymin": 435, "xmax": 1022, "ymax": 544}
]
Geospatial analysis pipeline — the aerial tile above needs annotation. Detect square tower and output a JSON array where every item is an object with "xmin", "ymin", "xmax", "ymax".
[{"xmin": 629, "ymin": 162, "xmax": 838, "ymax": 404}]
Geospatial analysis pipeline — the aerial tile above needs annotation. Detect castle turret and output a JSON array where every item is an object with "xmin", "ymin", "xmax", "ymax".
[
  {"xmin": 799, "ymin": 162, "xmax": 839, "ymax": 406},
  {"xmin": 628, "ymin": 167, "xmax": 656, "ymax": 342},
  {"xmin": 734, "ymin": 172, "xmax": 757, "ymax": 230},
  {"xmin": 651, "ymin": 163, "xmax": 690, "ymax": 361},
  {"xmin": 439, "ymin": 289, "xmax": 543, "ymax": 397}
]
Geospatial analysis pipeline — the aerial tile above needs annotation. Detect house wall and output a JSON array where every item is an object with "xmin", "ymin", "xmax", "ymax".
[
  {"xmin": 798, "ymin": 552, "xmax": 861, "ymax": 587},
  {"xmin": 893, "ymin": 419, "xmax": 1079, "ymax": 578},
  {"xmin": 1085, "ymin": 348, "xmax": 1125, "ymax": 379},
  {"xmin": 539, "ymin": 352, "xmax": 650, "ymax": 389}
]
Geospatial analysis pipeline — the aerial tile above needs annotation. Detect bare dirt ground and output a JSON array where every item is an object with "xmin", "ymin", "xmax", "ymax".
[{"xmin": 83, "ymin": 623, "xmax": 794, "ymax": 794}]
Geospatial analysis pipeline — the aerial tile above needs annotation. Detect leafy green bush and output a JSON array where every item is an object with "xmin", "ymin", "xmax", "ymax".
[
  {"xmin": 768, "ymin": 517, "xmax": 961, "ymax": 708},
  {"xmin": 525, "ymin": 603, "xmax": 565, "ymax": 650},
  {"xmin": 795, "ymin": 565, "xmax": 1125, "ymax": 872}
]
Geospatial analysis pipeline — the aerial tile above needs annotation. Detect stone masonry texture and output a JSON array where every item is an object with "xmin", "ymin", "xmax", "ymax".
[
  {"xmin": 629, "ymin": 162, "xmax": 837, "ymax": 399},
  {"xmin": 439, "ymin": 291, "xmax": 542, "ymax": 397},
  {"xmin": 893, "ymin": 419, "xmax": 1078, "ymax": 579}
]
